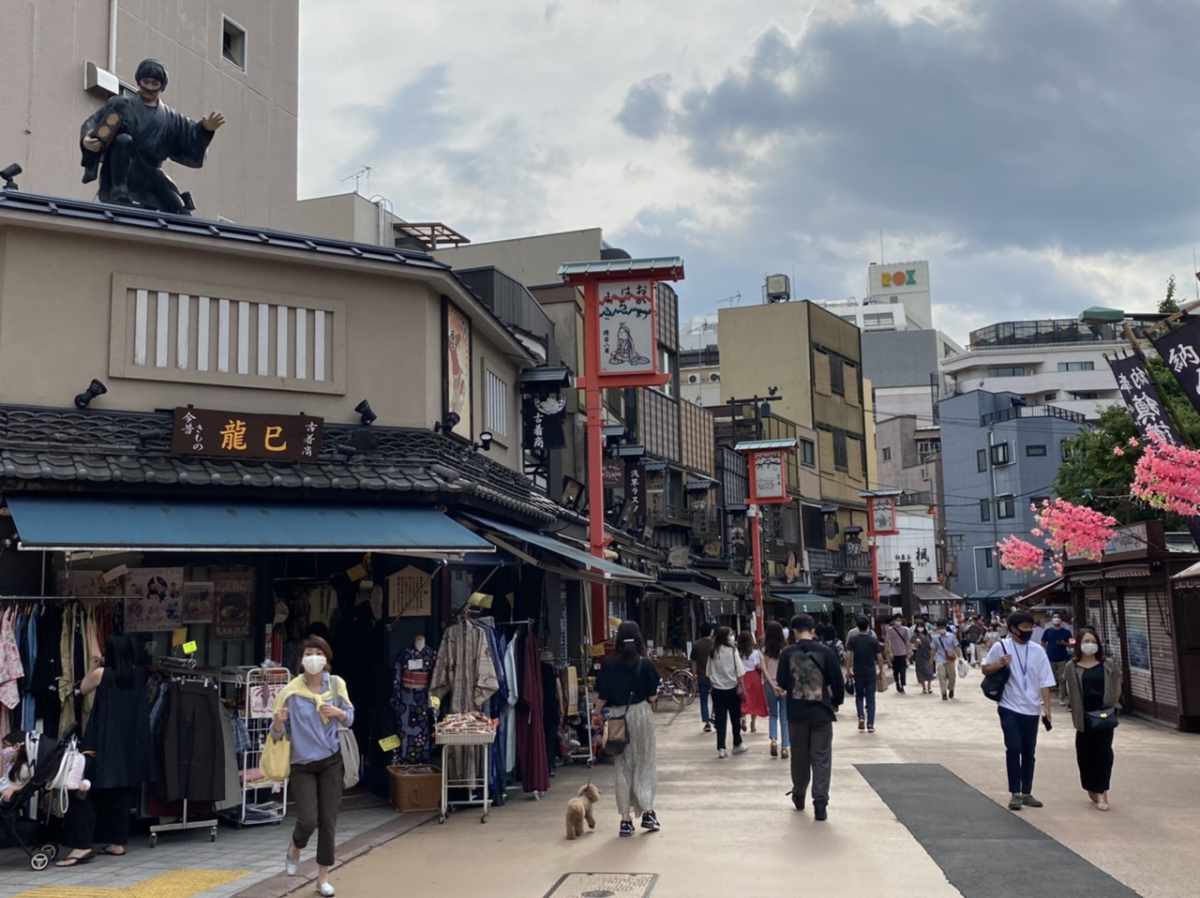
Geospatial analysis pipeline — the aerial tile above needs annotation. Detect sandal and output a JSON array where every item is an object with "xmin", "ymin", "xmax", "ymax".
[
  {"xmin": 102, "ymin": 846, "xmax": 128, "ymax": 856},
  {"xmin": 56, "ymin": 850, "xmax": 95, "ymax": 867}
]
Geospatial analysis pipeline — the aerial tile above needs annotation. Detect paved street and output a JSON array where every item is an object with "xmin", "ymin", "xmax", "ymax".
[{"xmin": 5, "ymin": 675, "xmax": 1197, "ymax": 898}]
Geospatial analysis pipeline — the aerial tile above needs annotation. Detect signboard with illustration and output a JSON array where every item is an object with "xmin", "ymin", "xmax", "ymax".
[
  {"xmin": 181, "ymin": 581, "xmax": 215, "ymax": 624},
  {"xmin": 598, "ymin": 281, "xmax": 656, "ymax": 377},
  {"xmin": 750, "ymin": 451, "xmax": 786, "ymax": 503},
  {"xmin": 124, "ymin": 568, "xmax": 185, "ymax": 632},
  {"xmin": 443, "ymin": 300, "xmax": 473, "ymax": 439},
  {"xmin": 213, "ymin": 569, "xmax": 255, "ymax": 638},
  {"xmin": 868, "ymin": 494, "xmax": 899, "ymax": 536}
]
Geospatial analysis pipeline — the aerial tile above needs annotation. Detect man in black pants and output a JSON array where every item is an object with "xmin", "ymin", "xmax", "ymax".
[
  {"xmin": 777, "ymin": 614, "xmax": 844, "ymax": 821},
  {"xmin": 884, "ymin": 614, "xmax": 911, "ymax": 694}
]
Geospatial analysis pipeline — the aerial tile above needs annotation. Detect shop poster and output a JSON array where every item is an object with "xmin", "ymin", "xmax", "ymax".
[
  {"xmin": 59, "ymin": 569, "xmax": 127, "ymax": 599},
  {"xmin": 213, "ymin": 569, "xmax": 255, "ymax": 638},
  {"xmin": 181, "ymin": 581, "xmax": 216, "ymax": 624},
  {"xmin": 444, "ymin": 301, "xmax": 472, "ymax": 439},
  {"xmin": 124, "ymin": 568, "xmax": 185, "ymax": 632}
]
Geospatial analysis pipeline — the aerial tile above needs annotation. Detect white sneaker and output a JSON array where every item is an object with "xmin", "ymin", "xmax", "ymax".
[
  {"xmin": 317, "ymin": 883, "xmax": 335, "ymax": 897},
  {"xmin": 285, "ymin": 849, "xmax": 298, "ymax": 877},
  {"xmin": 732, "ymin": 745, "xmax": 748, "ymax": 755},
  {"xmin": 717, "ymin": 749, "xmax": 727, "ymax": 759}
]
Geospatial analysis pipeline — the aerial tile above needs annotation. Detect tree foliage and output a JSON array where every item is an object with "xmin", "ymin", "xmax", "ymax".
[
  {"xmin": 1054, "ymin": 356, "xmax": 1200, "ymax": 524},
  {"xmin": 1160, "ymin": 275, "xmax": 1180, "ymax": 314}
]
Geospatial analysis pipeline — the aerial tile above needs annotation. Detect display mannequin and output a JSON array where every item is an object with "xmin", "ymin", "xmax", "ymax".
[{"xmin": 391, "ymin": 635, "xmax": 436, "ymax": 764}]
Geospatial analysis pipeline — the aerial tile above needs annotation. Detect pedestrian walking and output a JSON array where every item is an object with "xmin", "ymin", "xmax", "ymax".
[
  {"xmin": 933, "ymin": 620, "xmax": 959, "ymax": 700},
  {"xmin": 738, "ymin": 631, "xmax": 768, "ymax": 734},
  {"xmin": 884, "ymin": 614, "xmax": 911, "ymax": 694},
  {"xmin": 1041, "ymin": 613, "xmax": 1073, "ymax": 705},
  {"xmin": 845, "ymin": 616, "xmax": 883, "ymax": 732},
  {"xmin": 706, "ymin": 626, "xmax": 746, "ymax": 758},
  {"xmin": 962, "ymin": 616, "xmax": 984, "ymax": 667},
  {"xmin": 1062, "ymin": 627, "xmax": 1122, "ymax": 812},
  {"xmin": 911, "ymin": 622, "xmax": 935, "ymax": 695},
  {"xmin": 596, "ymin": 621, "xmax": 662, "ymax": 837},
  {"xmin": 761, "ymin": 622, "xmax": 790, "ymax": 759},
  {"xmin": 272, "ymin": 636, "xmax": 355, "ymax": 897},
  {"xmin": 982, "ymin": 611, "xmax": 1057, "ymax": 812},
  {"xmin": 776, "ymin": 615, "xmax": 844, "ymax": 820},
  {"xmin": 691, "ymin": 623, "xmax": 715, "ymax": 733}
]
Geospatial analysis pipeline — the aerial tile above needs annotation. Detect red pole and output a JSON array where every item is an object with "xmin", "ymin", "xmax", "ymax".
[
  {"xmin": 582, "ymin": 281, "xmax": 608, "ymax": 643},
  {"xmin": 870, "ymin": 541, "xmax": 880, "ymax": 605},
  {"xmin": 750, "ymin": 503, "xmax": 765, "ymax": 642}
]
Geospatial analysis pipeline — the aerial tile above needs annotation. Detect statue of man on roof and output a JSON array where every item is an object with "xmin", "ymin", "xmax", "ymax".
[{"xmin": 79, "ymin": 58, "xmax": 224, "ymax": 215}]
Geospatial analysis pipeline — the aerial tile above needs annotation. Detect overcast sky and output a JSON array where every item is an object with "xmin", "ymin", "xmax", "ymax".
[{"xmin": 298, "ymin": 0, "xmax": 1200, "ymax": 344}]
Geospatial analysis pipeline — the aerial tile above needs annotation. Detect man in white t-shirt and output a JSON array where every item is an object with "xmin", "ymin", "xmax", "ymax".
[{"xmin": 982, "ymin": 611, "xmax": 1057, "ymax": 811}]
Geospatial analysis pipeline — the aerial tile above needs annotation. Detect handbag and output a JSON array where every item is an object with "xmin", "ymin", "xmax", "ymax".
[
  {"xmin": 262, "ymin": 729, "xmax": 292, "ymax": 781},
  {"xmin": 981, "ymin": 640, "xmax": 1012, "ymax": 702},
  {"xmin": 845, "ymin": 674, "xmax": 856, "ymax": 696},
  {"xmin": 1085, "ymin": 707, "xmax": 1119, "ymax": 732},
  {"xmin": 957, "ymin": 658, "xmax": 969, "ymax": 679},
  {"xmin": 339, "ymin": 726, "xmax": 361, "ymax": 789},
  {"xmin": 602, "ymin": 661, "xmax": 640, "ymax": 757}
]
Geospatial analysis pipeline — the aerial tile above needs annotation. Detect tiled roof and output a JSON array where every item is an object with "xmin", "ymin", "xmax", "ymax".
[{"xmin": 0, "ymin": 405, "xmax": 560, "ymax": 523}]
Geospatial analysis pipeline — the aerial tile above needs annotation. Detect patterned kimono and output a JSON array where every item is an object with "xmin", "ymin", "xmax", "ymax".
[
  {"xmin": 430, "ymin": 620, "xmax": 498, "ymax": 783},
  {"xmin": 392, "ymin": 645, "xmax": 437, "ymax": 764}
]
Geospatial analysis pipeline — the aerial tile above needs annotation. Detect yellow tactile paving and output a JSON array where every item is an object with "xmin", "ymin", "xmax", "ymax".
[{"xmin": 12, "ymin": 868, "xmax": 249, "ymax": 898}]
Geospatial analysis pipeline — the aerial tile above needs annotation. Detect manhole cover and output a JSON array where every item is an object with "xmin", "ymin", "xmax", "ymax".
[{"xmin": 544, "ymin": 872, "xmax": 657, "ymax": 898}]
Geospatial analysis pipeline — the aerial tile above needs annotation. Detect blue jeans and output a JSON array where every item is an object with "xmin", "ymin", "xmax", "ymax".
[
  {"xmin": 698, "ymin": 676, "xmax": 712, "ymax": 724},
  {"xmin": 854, "ymin": 673, "xmax": 877, "ymax": 726},
  {"xmin": 999, "ymin": 706, "xmax": 1040, "ymax": 794},
  {"xmin": 765, "ymin": 684, "xmax": 789, "ymax": 748}
]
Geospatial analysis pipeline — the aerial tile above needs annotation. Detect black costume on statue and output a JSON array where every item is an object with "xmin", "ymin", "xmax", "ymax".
[{"xmin": 79, "ymin": 59, "xmax": 214, "ymax": 215}]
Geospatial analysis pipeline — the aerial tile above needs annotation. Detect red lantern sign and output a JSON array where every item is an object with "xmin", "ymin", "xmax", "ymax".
[{"xmin": 749, "ymin": 450, "xmax": 788, "ymax": 504}]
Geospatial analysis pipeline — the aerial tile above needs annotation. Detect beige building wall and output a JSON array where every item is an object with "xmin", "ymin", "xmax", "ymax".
[
  {"xmin": 434, "ymin": 229, "xmax": 603, "ymax": 286},
  {"xmin": 0, "ymin": 0, "xmax": 299, "ymax": 227},
  {"xmin": 0, "ymin": 218, "xmax": 527, "ymax": 473},
  {"xmin": 287, "ymin": 192, "xmax": 403, "ymax": 246},
  {"xmin": 864, "ymin": 376, "xmax": 878, "ymax": 489},
  {"xmin": 718, "ymin": 302, "xmax": 814, "ymax": 429}
]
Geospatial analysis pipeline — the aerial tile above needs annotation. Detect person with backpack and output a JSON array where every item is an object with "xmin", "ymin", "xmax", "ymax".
[
  {"xmin": 776, "ymin": 614, "xmax": 844, "ymax": 821},
  {"xmin": 982, "ymin": 611, "xmax": 1057, "ymax": 812},
  {"xmin": 706, "ymin": 626, "xmax": 746, "ymax": 759},
  {"xmin": 933, "ymin": 620, "xmax": 959, "ymax": 700},
  {"xmin": 596, "ymin": 621, "xmax": 662, "ymax": 837}
]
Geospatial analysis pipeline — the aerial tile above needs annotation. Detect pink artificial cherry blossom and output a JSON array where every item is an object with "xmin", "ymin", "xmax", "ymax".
[
  {"xmin": 997, "ymin": 535, "xmax": 1045, "ymax": 574},
  {"xmin": 1034, "ymin": 498, "xmax": 1117, "ymax": 561},
  {"xmin": 1131, "ymin": 436, "xmax": 1200, "ymax": 517},
  {"xmin": 1113, "ymin": 446, "xmax": 1125, "ymax": 457}
]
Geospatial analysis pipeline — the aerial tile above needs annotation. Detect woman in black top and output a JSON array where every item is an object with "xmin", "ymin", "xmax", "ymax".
[
  {"xmin": 58, "ymin": 634, "xmax": 150, "ymax": 866},
  {"xmin": 1063, "ymin": 627, "xmax": 1123, "ymax": 811},
  {"xmin": 595, "ymin": 621, "xmax": 661, "ymax": 838}
]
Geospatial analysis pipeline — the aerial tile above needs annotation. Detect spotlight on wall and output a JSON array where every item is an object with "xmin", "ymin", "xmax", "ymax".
[
  {"xmin": 433, "ymin": 411, "xmax": 462, "ymax": 434},
  {"xmin": 354, "ymin": 399, "xmax": 377, "ymax": 426},
  {"xmin": 0, "ymin": 163, "xmax": 21, "ymax": 191},
  {"xmin": 74, "ymin": 379, "xmax": 107, "ymax": 409},
  {"xmin": 474, "ymin": 431, "xmax": 494, "ymax": 453}
]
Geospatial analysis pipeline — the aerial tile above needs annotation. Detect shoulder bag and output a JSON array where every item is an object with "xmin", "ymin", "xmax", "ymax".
[
  {"xmin": 1085, "ymin": 707, "xmax": 1119, "ymax": 732},
  {"xmin": 980, "ymin": 639, "xmax": 1012, "ymax": 702},
  {"xmin": 602, "ymin": 661, "xmax": 640, "ymax": 757}
]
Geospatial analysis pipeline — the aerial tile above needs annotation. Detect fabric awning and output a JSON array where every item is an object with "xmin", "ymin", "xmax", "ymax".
[
  {"xmin": 663, "ymin": 580, "xmax": 728, "ymax": 602},
  {"xmin": 1014, "ymin": 578, "xmax": 1064, "ymax": 606},
  {"xmin": 915, "ymin": 583, "xmax": 963, "ymax": 603},
  {"xmin": 6, "ymin": 497, "xmax": 493, "ymax": 555},
  {"xmin": 1173, "ymin": 560, "xmax": 1200, "ymax": 582},
  {"xmin": 462, "ymin": 514, "xmax": 651, "ymax": 583}
]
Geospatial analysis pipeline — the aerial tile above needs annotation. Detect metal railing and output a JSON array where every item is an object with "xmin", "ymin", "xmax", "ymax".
[{"xmin": 980, "ymin": 404, "xmax": 1086, "ymax": 426}]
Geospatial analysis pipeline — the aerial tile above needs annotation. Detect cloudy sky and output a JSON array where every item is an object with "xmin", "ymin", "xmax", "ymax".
[{"xmin": 298, "ymin": 0, "xmax": 1200, "ymax": 344}]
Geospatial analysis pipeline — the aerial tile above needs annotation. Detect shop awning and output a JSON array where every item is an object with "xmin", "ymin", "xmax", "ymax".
[
  {"xmin": 462, "ymin": 514, "xmax": 651, "ymax": 583},
  {"xmin": 5, "ymin": 497, "xmax": 493, "ymax": 555},
  {"xmin": 1014, "ymin": 577, "xmax": 1064, "ymax": 607},
  {"xmin": 915, "ymin": 583, "xmax": 962, "ymax": 603},
  {"xmin": 772, "ymin": 591, "xmax": 833, "ymax": 614}
]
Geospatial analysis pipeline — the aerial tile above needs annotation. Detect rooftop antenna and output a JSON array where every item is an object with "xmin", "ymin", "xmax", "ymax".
[
  {"xmin": 341, "ymin": 165, "xmax": 372, "ymax": 196},
  {"xmin": 716, "ymin": 292, "xmax": 742, "ymax": 307}
]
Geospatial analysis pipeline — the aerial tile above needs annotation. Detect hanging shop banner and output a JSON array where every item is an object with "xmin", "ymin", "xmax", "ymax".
[
  {"xmin": 603, "ymin": 457, "xmax": 624, "ymax": 488},
  {"xmin": 388, "ymin": 566, "xmax": 433, "ymax": 617},
  {"xmin": 181, "ymin": 581, "xmax": 216, "ymax": 624},
  {"xmin": 124, "ymin": 568, "xmax": 185, "ymax": 632},
  {"xmin": 213, "ymin": 569, "xmax": 255, "ymax": 638},
  {"xmin": 443, "ymin": 299, "xmax": 473, "ymax": 440},
  {"xmin": 598, "ymin": 281, "xmax": 657, "ymax": 378},
  {"xmin": 624, "ymin": 459, "xmax": 645, "ymax": 532},
  {"xmin": 1152, "ymin": 316, "xmax": 1200, "ymax": 418},
  {"xmin": 749, "ymin": 451, "xmax": 787, "ymax": 504},
  {"xmin": 522, "ymin": 393, "xmax": 566, "ymax": 458},
  {"xmin": 868, "ymin": 495, "xmax": 899, "ymax": 536},
  {"xmin": 172, "ymin": 407, "xmax": 323, "ymax": 461},
  {"xmin": 1107, "ymin": 353, "xmax": 1181, "ymax": 445}
]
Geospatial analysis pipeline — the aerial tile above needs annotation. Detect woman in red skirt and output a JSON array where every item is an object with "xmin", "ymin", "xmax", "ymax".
[{"xmin": 737, "ymin": 631, "xmax": 770, "ymax": 735}]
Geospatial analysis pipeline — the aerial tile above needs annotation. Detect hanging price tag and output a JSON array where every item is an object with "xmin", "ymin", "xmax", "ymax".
[
  {"xmin": 429, "ymin": 694, "xmax": 442, "ymax": 710},
  {"xmin": 182, "ymin": 640, "xmax": 198, "ymax": 655},
  {"xmin": 378, "ymin": 734, "xmax": 401, "ymax": 752}
]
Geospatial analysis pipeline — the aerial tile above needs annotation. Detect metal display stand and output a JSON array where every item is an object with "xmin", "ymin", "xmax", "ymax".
[
  {"xmin": 566, "ymin": 679, "xmax": 595, "ymax": 767},
  {"xmin": 435, "ymin": 732, "xmax": 493, "ymax": 824},
  {"xmin": 219, "ymin": 666, "xmax": 290, "ymax": 827}
]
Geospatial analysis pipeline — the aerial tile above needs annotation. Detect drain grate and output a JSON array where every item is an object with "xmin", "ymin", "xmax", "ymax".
[{"xmin": 544, "ymin": 872, "xmax": 657, "ymax": 898}]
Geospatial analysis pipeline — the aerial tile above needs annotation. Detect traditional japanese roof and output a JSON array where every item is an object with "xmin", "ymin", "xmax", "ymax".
[{"xmin": 0, "ymin": 405, "xmax": 559, "ymax": 524}]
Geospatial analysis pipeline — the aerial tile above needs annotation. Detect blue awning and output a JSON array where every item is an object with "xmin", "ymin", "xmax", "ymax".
[
  {"xmin": 6, "ymin": 497, "xmax": 493, "ymax": 555},
  {"xmin": 462, "ymin": 514, "xmax": 651, "ymax": 582}
]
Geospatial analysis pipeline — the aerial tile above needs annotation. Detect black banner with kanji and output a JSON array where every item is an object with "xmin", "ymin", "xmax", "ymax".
[
  {"xmin": 1151, "ymin": 315, "xmax": 1200, "ymax": 418},
  {"xmin": 1106, "ymin": 352, "xmax": 1180, "ymax": 445}
]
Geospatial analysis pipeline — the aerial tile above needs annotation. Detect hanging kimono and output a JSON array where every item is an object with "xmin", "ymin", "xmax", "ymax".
[
  {"xmin": 391, "ymin": 644, "xmax": 437, "ymax": 764},
  {"xmin": 481, "ymin": 624, "xmax": 508, "ymax": 804},
  {"xmin": 516, "ymin": 632, "xmax": 549, "ymax": 793},
  {"xmin": 504, "ymin": 637, "xmax": 519, "ymax": 775},
  {"xmin": 430, "ymin": 619, "xmax": 498, "ymax": 783},
  {"xmin": 0, "ymin": 609, "xmax": 24, "ymax": 735}
]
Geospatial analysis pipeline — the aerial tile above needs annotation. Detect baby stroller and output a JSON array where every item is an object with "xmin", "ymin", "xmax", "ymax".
[{"xmin": 1, "ymin": 727, "xmax": 88, "ymax": 871}]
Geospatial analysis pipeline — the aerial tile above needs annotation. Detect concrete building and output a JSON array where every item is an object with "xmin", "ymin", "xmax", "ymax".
[
  {"xmin": 679, "ymin": 344, "xmax": 721, "ymax": 407},
  {"xmin": 942, "ymin": 318, "xmax": 1124, "ymax": 420},
  {"xmin": 1, "ymin": 0, "xmax": 300, "ymax": 227},
  {"xmin": 938, "ymin": 389, "xmax": 1086, "ymax": 605},
  {"xmin": 434, "ymin": 228, "xmax": 605, "ymax": 288},
  {"xmin": 866, "ymin": 260, "xmax": 933, "ymax": 328}
]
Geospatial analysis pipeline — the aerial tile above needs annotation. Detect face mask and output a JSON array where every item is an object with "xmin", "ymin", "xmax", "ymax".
[
  {"xmin": 1052, "ymin": 619, "xmax": 1062, "ymax": 628},
  {"xmin": 1080, "ymin": 642, "xmax": 1099, "ymax": 656},
  {"xmin": 1011, "ymin": 629, "xmax": 1032, "ymax": 644},
  {"xmin": 302, "ymin": 654, "xmax": 327, "ymax": 675}
]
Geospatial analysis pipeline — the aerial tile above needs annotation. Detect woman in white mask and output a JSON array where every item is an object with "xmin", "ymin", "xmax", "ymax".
[
  {"xmin": 271, "ymin": 635, "xmax": 354, "ymax": 896},
  {"xmin": 1062, "ymin": 627, "xmax": 1122, "ymax": 811}
]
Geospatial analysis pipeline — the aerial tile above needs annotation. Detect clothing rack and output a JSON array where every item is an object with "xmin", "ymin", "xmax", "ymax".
[{"xmin": 148, "ymin": 667, "xmax": 219, "ymax": 847}]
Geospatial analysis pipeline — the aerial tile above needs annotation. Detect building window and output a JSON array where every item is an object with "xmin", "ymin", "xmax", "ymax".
[
  {"xmin": 1060, "ymin": 440, "xmax": 1072, "ymax": 461},
  {"xmin": 916, "ymin": 438, "xmax": 941, "ymax": 459},
  {"xmin": 800, "ymin": 438, "xmax": 815, "ymax": 467},
  {"xmin": 977, "ymin": 448, "xmax": 987, "ymax": 472},
  {"xmin": 863, "ymin": 312, "xmax": 895, "ymax": 329},
  {"xmin": 980, "ymin": 498, "xmax": 991, "ymax": 522},
  {"xmin": 882, "ymin": 447, "xmax": 892, "ymax": 462},
  {"xmin": 484, "ymin": 369, "xmax": 508, "ymax": 436},
  {"xmin": 987, "ymin": 366, "xmax": 1027, "ymax": 377},
  {"xmin": 1031, "ymin": 495, "xmax": 1050, "ymax": 509},
  {"xmin": 830, "ymin": 355, "xmax": 845, "ymax": 396},
  {"xmin": 833, "ymin": 430, "xmax": 848, "ymax": 469},
  {"xmin": 996, "ymin": 495, "xmax": 1015, "ymax": 519},
  {"xmin": 990, "ymin": 442, "xmax": 1011, "ymax": 466},
  {"xmin": 984, "ymin": 547, "xmax": 994, "ymax": 568},
  {"xmin": 1072, "ymin": 391, "xmax": 1100, "ymax": 399},
  {"xmin": 1025, "ymin": 444, "xmax": 1047, "ymax": 457},
  {"xmin": 222, "ymin": 17, "xmax": 247, "ymax": 69},
  {"xmin": 1057, "ymin": 361, "xmax": 1095, "ymax": 372},
  {"xmin": 1043, "ymin": 392, "xmax": 1058, "ymax": 402}
]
